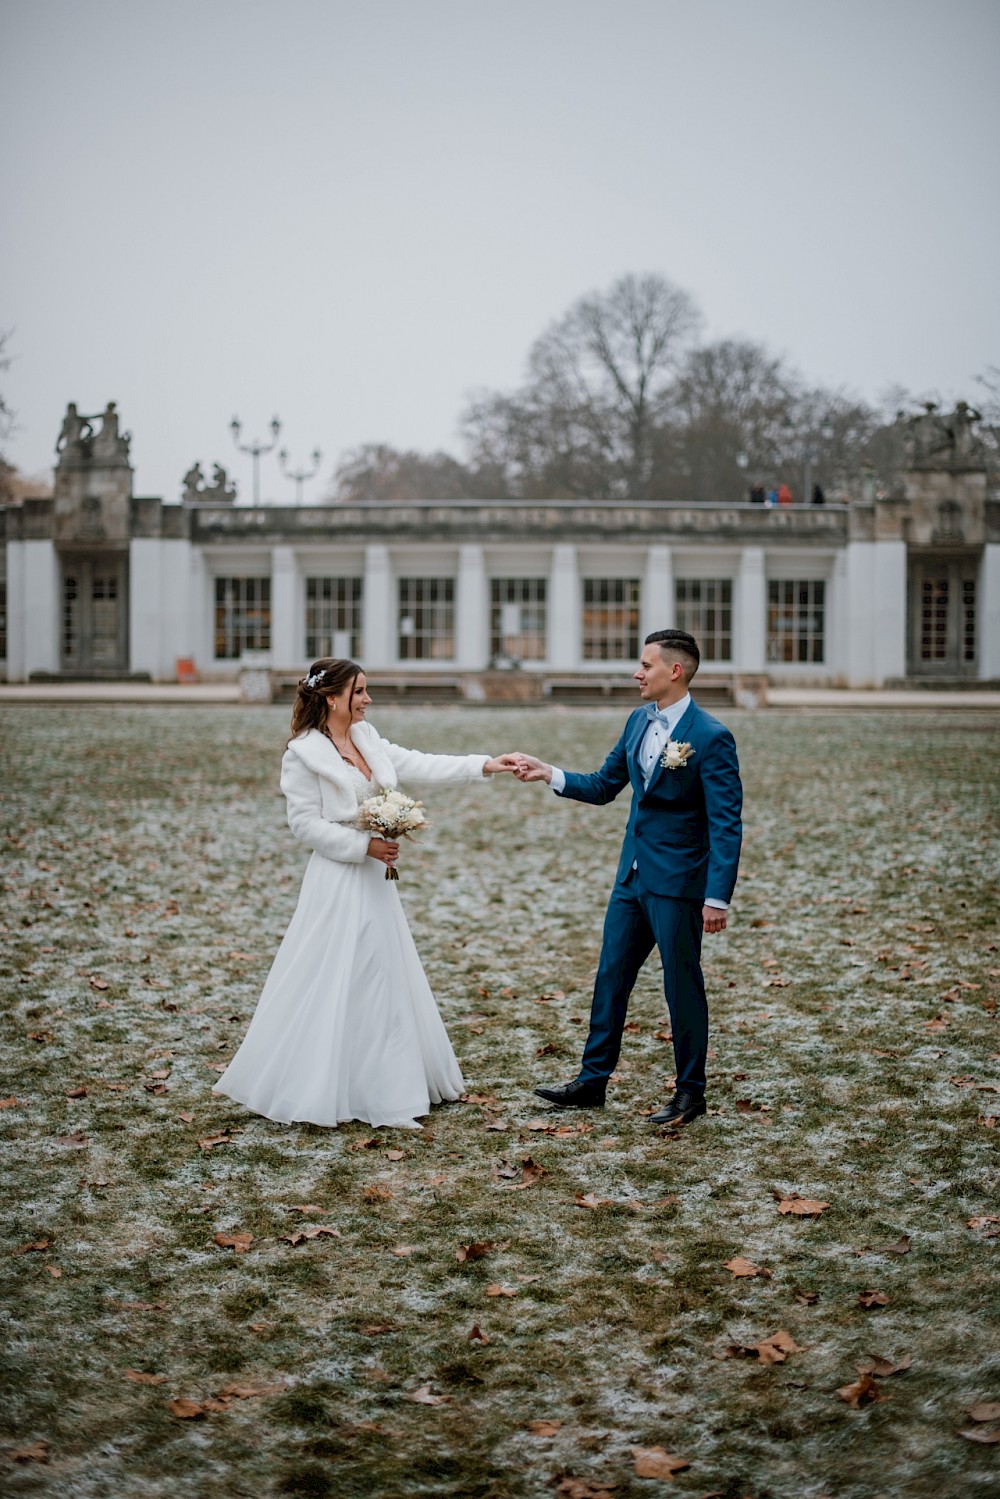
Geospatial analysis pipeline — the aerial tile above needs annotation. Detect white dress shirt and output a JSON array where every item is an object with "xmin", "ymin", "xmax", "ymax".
[{"xmin": 549, "ymin": 693, "xmax": 728, "ymax": 909}]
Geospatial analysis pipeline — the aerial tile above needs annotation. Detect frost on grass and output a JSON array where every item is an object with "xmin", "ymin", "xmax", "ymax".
[{"xmin": 1, "ymin": 705, "xmax": 999, "ymax": 1499}]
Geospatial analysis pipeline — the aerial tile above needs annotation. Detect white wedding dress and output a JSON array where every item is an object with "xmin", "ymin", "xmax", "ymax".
[{"xmin": 213, "ymin": 763, "xmax": 465, "ymax": 1129}]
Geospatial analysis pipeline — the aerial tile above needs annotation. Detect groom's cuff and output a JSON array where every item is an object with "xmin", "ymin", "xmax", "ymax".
[
  {"xmin": 705, "ymin": 897, "xmax": 729, "ymax": 910},
  {"xmin": 549, "ymin": 766, "xmax": 566, "ymax": 794}
]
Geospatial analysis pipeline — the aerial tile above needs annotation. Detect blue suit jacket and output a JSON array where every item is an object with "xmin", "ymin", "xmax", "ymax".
[{"xmin": 557, "ymin": 700, "xmax": 743, "ymax": 902}]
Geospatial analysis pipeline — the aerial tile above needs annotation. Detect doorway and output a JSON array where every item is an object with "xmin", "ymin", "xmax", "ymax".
[
  {"xmin": 907, "ymin": 554, "xmax": 978, "ymax": 678},
  {"xmin": 60, "ymin": 552, "xmax": 129, "ymax": 673}
]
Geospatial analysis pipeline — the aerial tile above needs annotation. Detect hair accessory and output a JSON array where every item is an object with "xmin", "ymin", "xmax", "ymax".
[{"xmin": 303, "ymin": 671, "xmax": 325, "ymax": 689}]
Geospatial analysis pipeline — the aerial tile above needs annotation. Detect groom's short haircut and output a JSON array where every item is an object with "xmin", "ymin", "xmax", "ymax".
[{"xmin": 646, "ymin": 629, "xmax": 700, "ymax": 681}]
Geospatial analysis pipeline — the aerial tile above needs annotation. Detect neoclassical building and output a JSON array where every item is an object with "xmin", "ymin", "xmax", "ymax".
[{"xmin": 2, "ymin": 402, "xmax": 997, "ymax": 694}]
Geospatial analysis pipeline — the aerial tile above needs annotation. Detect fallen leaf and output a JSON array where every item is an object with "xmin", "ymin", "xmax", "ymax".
[
  {"xmin": 65, "ymin": 1086, "xmax": 87, "ymax": 1099},
  {"xmin": 386, "ymin": 1149, "xmax": 406, "ymax": 1161},
  {"xmin": 197, "ymin": 1132, "xmax": 233, "ymax": 1151},
  {"xmin": 858, "ymin": 1290, "xmax": 890, "ymax": 1308},
  {"xmin": 125, "ymin": 1369, "xmax": 166, "ymax": 1385},
  {"xmin": 216, "ymin": 1380, "xmax": 286, "ymax": 1399},
  {"xmin": 362, "ymin": 1185, "xmax": 393, "ymax": 1203},
  {"xmin": 631, "ymin": 1445, "xmax": 691, "ymax": 1479},
  {"xmin": 723, "ymin": 1256, "xmax": 771, "ymax": 1279},
  {"xmin": 404, "ymin": 1383, "xmax": 449, "ymax": 1405},
  {"xmin": 468, "ymin": 1324, "xmax": 490, "ymax": 1344},
  {"xmin": 856, "ymin": 1234, "xmax": 911, "ymax": 1256},
  {"xmin": 551, "ymin": 1478, "xmax": 616, "ymax": 1499},
  {"xmin": 837, "ymin": 1373, "xmax": 884, "ymax": 1407},
  {"xmin": 461, "ymin": 1093, "xmax": 496, "ymax": 1106},
  {"xmin": 777, "ymin": 1195, "xmax": 830, "ymax": 1217},
  {"xmin": 0, "ymin": 1096, "xmax": 19, "ymax": 1109},
  {"xmin": 967, "ymin": 1215, "xmax": 1000, "ymax": 1234},
  {"xmin": 13, "ymin": 1238, "xmax": 52, "ymax": 1255},
  {"xmin": 53, "ymin": 1131, "xmax": 87, "ymax": 1148},
  {"xmin": 857, "ymin": 1355, "xmax": 913, "ymax": 1378},
  {"xmin": 177, "ymin": 1111, "xmax": 195, "ymax": 1123},
  {"xmin": 794, "ymin": 1289, "xmax": 819, "ymax": 1305},
  {"xmin": 456, "ymin": 1240, "xmax": 494, "ymax": 1262},
  {"xmin": 168, "ymin": 1398, "xmax": 206, "ymax": 1419},
  {"xmin": 88, "ymin": 976, "xmax": 109, "ymax": 991},
  {"xmin": 575, "ymin": 1193, "xmax": 612, "ymax": 1210},
  {"xmin": 392, "ymin": 1245, "xmax": 416, "ymax": 1257},
  {"xmin": 725, "ymin": 1329, "xmax": 803, "ymax": 1364},
  {"xmin": 348, "ymin": 1135, "xmax": 382, "ymax": 1151},
  {"xmin": 959, "ymin": 1426, "xmax": 1000, "ymax": 1444},
  {"xmin": 361, "ymin": 1323, "xmax": 398, "ymax": 1336},
  {"xmin": 281, "ymin": 1226, "xmax": 341, "ymax": 1246},
  {"xmin": 968, "ymin": 1402, "xmax": 1000, "ymax": 1422},
  {"xmin": 536, "ymin": 990, "xmax": 565, "ymax": 1002},
  {"xmin": 214, "ymin": 1231, "xmax": 253, "ymax": 1254},
  {"xmin": 45, "ymin": 1265, "xmax": 62, "ymax": 1278},
  {"xmin": 527, "ymin": 1419, "xmax": 562, "ymax": 1436},
  {"xmin": 428, "ymin": 1174, "xmax": 448, "ymax": 1187},
  {"xmin": 9, "ymin": 1441, "xmax": 49, "ymax": 1463},
  {"xmin": 485, "ymin": 1284, "xmax": 517, "ymax": 1297}
]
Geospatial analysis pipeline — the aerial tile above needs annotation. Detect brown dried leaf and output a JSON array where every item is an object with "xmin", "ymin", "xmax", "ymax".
[
  {"xmin": 456, "ymin": 1240, "xmax": 494, "ymax": 1262},
  {"xmin": 968, "ymin": 1402, "xmax": 1000, "ymax": 1422},
  {"xmin": 392, "ymin": 1245, "xmax": 416, "ymax": 1257},
  {"xmin": 88, "ymin": 976, "xmax": 109, "ymax": 991},
  {"xmin": 45, "ymin": 1265, "xmax": 62, "ymax": 1278},
  {"xmin": 486, "ymin": 1284, "xmax": 517, "ymax": 1298},
  {"xmin": 362, "ymin": 1185, "xmax": 394, "ymax": 1203},
  {"xmin": 527, "ymin": 1419, "xmax": 562, "ymax": 1436},
  {"xmin": 9, "ymin": 1441, "xmax": 50, "ymax": 1463},
  {"xmin": 125, "ymin": 1369, "xmax": 166, "ymax": 1385},
  {"xmin": 723, "ymin": 1256, "xmax": 771, "ymax": 1279},
  {"xmin": 468, "ymin": 1324, "xmax": 490, "ymax": 1344},
  {"xmin": 0, "ymin": 1096, "xmax": 19, "ymax": 1109},
  {"xmin": 856, "ymin": 1235, "xmax": 911, "ymax": 1256},
  {"xmin": 575, "ymin": 1192, "xmax": 612, "ymax": 1210},
  {"xmin": 216, "ymin": 1381, "xmax": 286, "ymax": 1399},
  {"xmin": 551, "ymin": 1478, "xmax": 617, "ymax": 1499},
  {"xmin": 777, "ymin": 1195, "xmax": 830, "ymax": 1216},
  {"xmin": 53, "ymin": 1131, "xmax": 87, "ymax": 1148},
  {"xmin": 857, "ymin": 1354, "xmax": 913, "ymax": 1378},
  {"xmin": 967, "ymin": 1214, "xmax": 1000, "ymax": 1234},
  {"xmin": 385, "ymin": 1149, "xmax": 406, "ymax": 1161},
  {"xmin": 65, "ymin": 1086, "xmax": 87, "ymax": 1099},
  {"xmin": 168, "ymin": 1397, "xmax": 206, "ymax": 1419},
  {"xmin": 794, "ymin": 1289, "xmax": 819, "ymax": 1305},
  {"xmin": 197, "ymin": 1132, "xmax": 232, "ymax": 1151},
  {"xmin": 13, "ymin": 1238, "xmax": 52, "ymax": 1255},
  {"xmin": 837, "ymin": 1373, "xmax": 883, "ymax": 1407},
  {"xmin": 959, "ymin": 1426, "xmax": 1000, "ymax": 1444},
  {"xmin": 404, "ymin": 1383, "xmax": 449, "ymax": 1405},
  {"xmin": 858, "ymin": 1290, "xmax": 890, "ymax": 1308},
  {"xmin": 361, "ymin": 1322, "xmax": 398, "ymax": 1336},
  {"xmin": 213, "ymin": 1231, "xmax": 253, "ymax": 1254},
  {"xmin": 631, "ymin": 1445, "xmax": 691, "ymax": 1479}
]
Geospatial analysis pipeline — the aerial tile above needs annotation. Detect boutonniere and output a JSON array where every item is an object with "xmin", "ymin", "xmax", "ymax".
[{"xmin": 661, "ymin": 740, "xmax": 695, "ymax": 771}]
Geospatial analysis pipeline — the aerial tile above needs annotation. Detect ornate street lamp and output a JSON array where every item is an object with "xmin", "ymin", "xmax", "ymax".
[
  {"xmin": 279, "ymin": 445, "xmax": 323, "ymax": 504},
  {"xmin": 230, "ymin": 414, "xmax": 281, "ymax": 506}
]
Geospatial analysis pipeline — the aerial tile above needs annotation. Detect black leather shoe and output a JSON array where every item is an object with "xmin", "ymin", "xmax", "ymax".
[
  {"xmin": 649, "ymin": 1090, "xmax": 706, "ymax": 1125},
  {"xmin": 534, "ymin": 1079, "xmax": 606, "ymax": 1109}
]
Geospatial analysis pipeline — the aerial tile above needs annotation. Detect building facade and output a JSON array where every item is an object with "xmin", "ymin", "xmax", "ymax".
[{"xmin": 2, "ymin": 402, "xmax": 998, "ymax": 691}]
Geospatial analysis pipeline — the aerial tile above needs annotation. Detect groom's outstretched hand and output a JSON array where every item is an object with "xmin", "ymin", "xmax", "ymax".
[{"xmin": 510, "ymin": 754, "xmax": 553, "ymax": 784}]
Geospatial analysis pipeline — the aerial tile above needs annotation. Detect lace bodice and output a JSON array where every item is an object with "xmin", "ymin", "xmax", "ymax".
[{"xmin": 344, "ymin": 761, "xmax": 379, "ymax": 805}]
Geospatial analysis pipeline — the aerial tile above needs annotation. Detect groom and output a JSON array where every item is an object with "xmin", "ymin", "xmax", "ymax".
[{"xmin": 513, "ymin": 629, "xmax": 742, "ymax": 1125}]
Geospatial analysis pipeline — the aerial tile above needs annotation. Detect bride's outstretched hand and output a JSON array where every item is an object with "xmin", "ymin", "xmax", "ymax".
[
  {"xmin": 510, "ymin": 753, "xmax": 553, "ymax": 784},
  {"xmin": 483, "ymin": 754, "xmax": 521, "ymax": 775}
]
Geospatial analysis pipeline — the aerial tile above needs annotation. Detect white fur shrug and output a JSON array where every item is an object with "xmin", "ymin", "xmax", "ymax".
[{"xmin": 279, "ymin": 723, "xmax": 490, "ymax": 865}]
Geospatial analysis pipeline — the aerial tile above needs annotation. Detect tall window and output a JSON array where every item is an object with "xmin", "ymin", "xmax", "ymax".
[
  {"xmin": 675, "ymin": 578, "xmax": 733, "ymax": 662},
  {"xmin": 767, "ymin": 579, "xmax": 825, "ymax": 663},
  {"xmin": 214, "ymin": 577, "xmax": 271, "ymax": 659},
  {"xmin": 582, "ymin": 578, "xmax": 640, "ymax": 661},
  {"xmin": 398, "ymin": 577, "xmax": 455, "ymax": 660},
  {"xmin": 305, "ymin": 577, "xmax": 363, "ymax": 659},
  {"xmin": 490, "ymin": 578, "xmax": 547, "ymax": 661}
]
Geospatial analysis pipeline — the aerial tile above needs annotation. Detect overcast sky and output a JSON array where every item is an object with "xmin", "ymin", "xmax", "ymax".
[{"xmin": 2, "ymin": 0, "xmax": 998, "ymax": 503}]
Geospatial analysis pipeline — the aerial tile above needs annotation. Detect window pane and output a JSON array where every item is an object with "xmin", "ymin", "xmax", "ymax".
[
  {"xmin": 214, "ymin": 577, "xmax": 272, "ymax": 659},
  {"xmin": 582, "ymin": 578, "xmax": 640, "ymax": 661},
  {"xmin": 675, "ymin": 578, "xmax": 733, "ymax": 662},
  {"xmin": 397, "ymin": 577, "xmax": 455, "ymax": 661},
  {"xmin": 305, "ymin": 577, "xmax": 363, "ymax": 659},
  {"xmin": 490, "ymin": 577, "xmax": 548, "ymax": 660},
  {"xmin": 767, "ymin": 578, "xmax": 825, "ymax": 664}
]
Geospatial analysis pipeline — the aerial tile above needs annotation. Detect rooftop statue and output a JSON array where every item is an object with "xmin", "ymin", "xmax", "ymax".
[
  {"xmin": 55, "ymin": 400, "xmax": 131, "ymax": 465},
  {"xmin": 903, "ymin": 400, "xmax": 985, "ymax": 468},
  {"xmin": 182, "ymin": 461, "xmax": 237, "ymax": 504}
]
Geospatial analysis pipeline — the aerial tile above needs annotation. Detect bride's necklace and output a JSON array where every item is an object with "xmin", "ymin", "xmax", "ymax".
[{"xmin": 326, "ymin": 726, "xmax": 365, "ymax": 770}]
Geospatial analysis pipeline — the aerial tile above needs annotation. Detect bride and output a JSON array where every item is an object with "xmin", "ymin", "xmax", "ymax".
[{"xmin": 213, "ymin": 658, "xmax": 516, "ymax": 1129}]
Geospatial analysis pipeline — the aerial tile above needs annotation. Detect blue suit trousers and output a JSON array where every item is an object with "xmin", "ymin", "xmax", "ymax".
[{"xmin": 578, "ymin": 868, "xmax": 707, "ymax": 1096}]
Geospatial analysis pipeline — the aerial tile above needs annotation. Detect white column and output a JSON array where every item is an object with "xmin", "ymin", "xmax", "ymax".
[
  {"xmin": 190, "ymin": 547, "xmax": 215, "ymax": 673},
  {"xmin": 548, "ymin": 543, "xmax": 580, "ymax": 669},
  {"xmin": 642, "ymin": 544, "xmax": 673, "ymax": 640},
  {"xmin": 455, "ymin": 543, "xmax": 488, "ymax": 668},
  {"xmin": 7, "ymin": 540, "xmax": 59, "ymax": 679},
  {"xmin": 978, "ymin": 543, "xmax": 1000, "ymax": 680},
  {"xmin": 871, "ymin": 540, "xmax": 907, "ymax": 683},
  {"xmin": 270, "ymin": 546, "xmax": 299, "ymax": 666},
  {"xmin": 736, "ymin": 547, "xmax": 766, "ymax": 672},
  {"xmin": 363, "ymin": 544, "xmax": 393, "ymax": 668},
  {"xmin": 827, "ymin": 548, "xmax": 850, "ymax": 681}
]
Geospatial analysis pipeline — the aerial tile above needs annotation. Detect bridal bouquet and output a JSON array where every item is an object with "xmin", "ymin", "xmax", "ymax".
[{"xmin": 356, "ymin": 789, "xmax": 429, "ymax": 881}]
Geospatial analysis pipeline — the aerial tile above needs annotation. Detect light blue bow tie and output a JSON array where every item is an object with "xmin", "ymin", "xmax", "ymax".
[{"xmin": 645, "ymin": 704, "xmax": 673, "ymax": 728}]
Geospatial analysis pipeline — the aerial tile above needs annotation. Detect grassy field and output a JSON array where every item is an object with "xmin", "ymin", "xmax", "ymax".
[{"xmin": 1, "ymin": 703, "xmax": 998, "ymax": 1499}]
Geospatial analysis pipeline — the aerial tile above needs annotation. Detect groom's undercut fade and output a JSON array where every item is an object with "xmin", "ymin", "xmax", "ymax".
[{"xmin": 646, "ymin": 629, "xmax": 700, "ymax": 680}]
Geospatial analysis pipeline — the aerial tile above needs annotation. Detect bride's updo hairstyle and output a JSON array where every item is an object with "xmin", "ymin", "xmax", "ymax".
[{"xmin": 289, "ymin": 657, "xmax": 363, "ymax": 739}]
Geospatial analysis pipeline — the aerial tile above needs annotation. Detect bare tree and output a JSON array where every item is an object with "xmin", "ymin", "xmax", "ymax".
[{"xmin": 331, "ymin": 443, "xmax": 474, "ymax": 502}]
